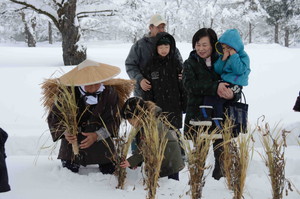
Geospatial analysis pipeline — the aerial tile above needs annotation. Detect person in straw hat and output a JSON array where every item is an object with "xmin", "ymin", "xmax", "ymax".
[{"xmin": 43, "ymin": 59, "xmax": 134, "ymax": 174}]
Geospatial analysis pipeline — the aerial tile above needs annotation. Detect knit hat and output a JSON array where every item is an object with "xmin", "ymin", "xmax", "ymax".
[
  {"xmin": 120, "ymin": 97, "xmax": 146, "ymax": 119},
  {"xmin": 149, "ymin": 14, "xmax": 166, "ymax": 26},
  {"xmin": 59, "ymin": 59, "xmax": 120, "ymax": 86},
  {"xmin": 157, "ymin": 36, "xmax": 171, "ymax": 46}
]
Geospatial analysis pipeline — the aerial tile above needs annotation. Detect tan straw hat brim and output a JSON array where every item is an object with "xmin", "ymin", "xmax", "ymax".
[{"xmin": 59, "ymin": 59, "xmax": 121, "ymax": 86}]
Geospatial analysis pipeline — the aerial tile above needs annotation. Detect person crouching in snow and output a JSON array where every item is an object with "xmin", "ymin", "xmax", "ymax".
[
  {"xmin": 43, "ymin": 59, "xmax": 133, "ymax": 174},
  {"xmin": 119, "ymin": 97, "xmax": 184, "ymax": 180}
]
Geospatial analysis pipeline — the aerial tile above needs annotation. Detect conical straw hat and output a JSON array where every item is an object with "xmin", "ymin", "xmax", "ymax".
[{"xmin": 59, "ymin": 59, "xmax": 121, "ymax": 86}]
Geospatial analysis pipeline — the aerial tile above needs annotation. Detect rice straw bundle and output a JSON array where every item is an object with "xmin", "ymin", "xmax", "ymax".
[
  {"xmin": 183, "ymin": 127, "xmax": 217, "ymax": 199},
  {"xmin": 115, "ymin": 127, "xmax": 138, "ymax": 189},
  {"xmin": 258, "ymin": 120, "xmax": 293, "ymax": 199},
  {"xmin": 138, "ymin": 110, "xmax": 168, "ymax": 199},
  {"xmin": 52, "ymin": 81, "xmax": 80, "ymax": 155},
  {"xmin": 222, "ymin": 117, "xmax": 253, "ymax": 199}
]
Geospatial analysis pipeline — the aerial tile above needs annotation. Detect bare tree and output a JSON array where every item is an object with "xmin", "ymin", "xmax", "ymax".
[
  {"xmin": 48, "ymin": 21, "xmax": 53, "ymax": 44},
  {"xmin": 9, "ymin": 0, "xmax": 115, "ymax": 65},
  {"xmin": 20, "ymin": 11, "xmax": 36, "ymax": 47}
]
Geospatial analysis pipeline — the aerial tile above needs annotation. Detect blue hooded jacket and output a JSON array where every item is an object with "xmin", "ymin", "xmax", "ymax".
[{"xmin": 214, "ymin": 29, "xmax": 250, "ymax": 86}]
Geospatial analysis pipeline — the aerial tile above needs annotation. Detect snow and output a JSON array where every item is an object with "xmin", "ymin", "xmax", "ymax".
[{"xmin": 0, "ymin": 41, "xmax": 299, "ymax": 199}]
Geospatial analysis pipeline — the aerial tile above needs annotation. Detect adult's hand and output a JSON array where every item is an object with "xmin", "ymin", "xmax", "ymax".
[
  {"xmin": 120, "ymin": 160, "xmax": 131, "ymax": 168},
  {"xmin": 140, "ymin": 78, "xmax": 151, "ymax": 91},
  {"xmin": 217, "ymin": 82, "xmax": 234, "ymax": 99},
  {"xmin": 64, "ymin": 132, "xmax": 77, "ymax": 144},
  {"xmin": 80, "ymin": 132, "xmax": 98, "ymax": 149}
]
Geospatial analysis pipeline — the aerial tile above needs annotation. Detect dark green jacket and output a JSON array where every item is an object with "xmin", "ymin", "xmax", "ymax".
[
  {"xmin": 182, "ymin": 51, "xmax": 220, "ymax": 133},
  {"xmin": 127, "ymin": 122, "xmax": 184, "ymax": 177}
]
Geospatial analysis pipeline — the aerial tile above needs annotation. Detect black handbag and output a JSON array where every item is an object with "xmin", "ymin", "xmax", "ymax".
[{"xmin": 224, "ymin": 92, "xmax": 249, "ymax": 137}]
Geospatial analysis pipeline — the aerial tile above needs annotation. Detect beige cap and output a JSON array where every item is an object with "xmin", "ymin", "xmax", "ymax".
[
  {"xmin": 149, "ymin": 14, "xmax": 166, "ymax": 26},
  {"xmin": 59, "ymin": 59, "xmax": 121, "ymax": 86}
]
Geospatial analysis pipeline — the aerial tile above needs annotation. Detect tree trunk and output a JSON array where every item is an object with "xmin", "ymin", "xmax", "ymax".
[
  {"xmin": 284, "ymin": 28, "xmax": 289, "ymax": 47},
  {"xmin": 58, "ymin": 0, "xmax": 86, "ymax": 65},
  {"xmin": 249, "ymin": 22, "xmax": 252, "ymax": 44},
  {"xmin": 274, "ymin": 23, "xmax": 279, "ymax": 44},
  {"xmin": 48, "ymin": 21, "xmax": 53, "ymax": 44},
  {"xmin": 20, "ymin": 12, "xmax": 36, "ymax": 47}
]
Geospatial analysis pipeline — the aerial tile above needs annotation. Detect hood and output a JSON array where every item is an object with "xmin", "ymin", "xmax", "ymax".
[
  {"xmin": 153, "ymin": 32, "xmax": 176, "ymax": 57},
  {"xmin": 219, "ymin": 29, "xmax": 244, "ymax": 52}
]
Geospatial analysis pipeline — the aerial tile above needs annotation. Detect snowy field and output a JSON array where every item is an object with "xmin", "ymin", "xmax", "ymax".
[{"xmin": 0, "ymin": 41, "xmax": 299, "ymax": 199}]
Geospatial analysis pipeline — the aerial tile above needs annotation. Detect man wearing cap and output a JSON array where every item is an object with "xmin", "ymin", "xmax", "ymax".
[
  {"xmin": 125, "ymin": 14, "xmax": 183, "ymax": 97},
  {"xmin": 45, "ymin": 59, "xmax": 133, "ymax": 174}
]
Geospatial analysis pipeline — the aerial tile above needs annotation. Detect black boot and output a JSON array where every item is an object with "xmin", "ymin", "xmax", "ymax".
[
  {"xmin": 61, "ymin": 160, "xmax": 80, "ymax": 173},
  {"xmin": 212, "ymin": 139, "xmax": 224, "ymax": 180},
  {"xmin": 212, "ymin": 117, "xmax": 223, "ymax": 130},
  {"xmin": 189, "ymin": 105, "xmax": 213, "ymax": 126},
  {"xmin": 99, "ymin": 162, "xmax": 115, "ymax": 174}
]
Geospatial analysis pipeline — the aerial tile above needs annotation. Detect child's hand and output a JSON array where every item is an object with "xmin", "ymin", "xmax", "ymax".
[
  {"xmin": 229, "ymin": 48, "xmax": 236, "ymax": 55},
  {"xmin": 120, "ymin": 160, "xmax": 131, "ymax": 168},
  {"xmin": 140, "ymin": 78, "xmax": 151, "ymax": 91},
  {"xmin": 222, "ymin": 49, "xmax": 230, "ymax": 61}
]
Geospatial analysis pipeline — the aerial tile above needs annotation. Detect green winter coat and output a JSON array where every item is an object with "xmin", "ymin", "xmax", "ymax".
[
  {"xmin": 182, "ymin": 51, "xmax": 220, "ymax": 133},
  {"xmin": 127, "ymin": 122, "xmax": 184, "ymax": 177},
  {"xmin": 183, "ymin": 50, "xmax": 241, "ymax": 134}
]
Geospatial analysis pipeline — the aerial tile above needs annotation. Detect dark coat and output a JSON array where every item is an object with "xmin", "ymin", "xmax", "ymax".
[
  {"xmin": 293, "ymin": 91, "xmax": 300, "ymax": 112},
  {"xmin": 47, "ymin": 86, "xmax": 120, "ymax": 166},
  {"xmin": 141, "ymin": 32, "xmax": 186, "ymax": 129},
  {"xmin": 183, "ymin": 51, "xmax": 241, "ymax": 134},
  {"xmin": 0, "ymin": 128, "xmax": 10, "ymax": 192},
  {"xmin": 183, "ymin": 51, "xmax": 220, "ymax": 133},
  {"xmin": 127, "ymin": 122, "xmax": 184, "ymax": 177},
  {"xmin": 125, "ymin": 33, "xmax": 183, "ymax": 97}
]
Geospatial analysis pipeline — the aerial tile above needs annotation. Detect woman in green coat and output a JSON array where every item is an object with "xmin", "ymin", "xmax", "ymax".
[
  {"xmin": 119, "ymin": 97, "xmax": 184, "ymax": 180},
  {"xmin": 183, "ymin": 28, "xmax": 240, "ymax": 180}
]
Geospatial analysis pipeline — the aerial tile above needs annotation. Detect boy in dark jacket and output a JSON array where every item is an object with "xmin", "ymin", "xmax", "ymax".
[
  {"xmin": 142, "ymin": 32, "xmax": 186, "ymax": 130},
  {"xmin": 0, "ymin": 128, "xmax": 10, "ymax": 192}
]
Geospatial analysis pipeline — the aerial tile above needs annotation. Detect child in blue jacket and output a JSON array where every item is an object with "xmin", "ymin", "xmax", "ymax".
[{"xmin": 194, "ymin": 29, "xmax": 250, "ymax": 128}]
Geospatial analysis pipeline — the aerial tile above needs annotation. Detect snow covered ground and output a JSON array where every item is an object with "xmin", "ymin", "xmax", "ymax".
[{"xmin": 0, "ymin": 41, "xmax": 299, "ymax": 199}]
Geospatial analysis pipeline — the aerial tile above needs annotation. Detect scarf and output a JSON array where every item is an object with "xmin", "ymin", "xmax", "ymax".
[{"xmin": 79, "ymin": 84, "xmax": 105, "ymax": 105}]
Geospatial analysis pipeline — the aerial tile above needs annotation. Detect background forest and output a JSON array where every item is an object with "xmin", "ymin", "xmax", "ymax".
[{"xmin": 1, "ymin": 0, "xmax": 299, "ymax": 48}]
